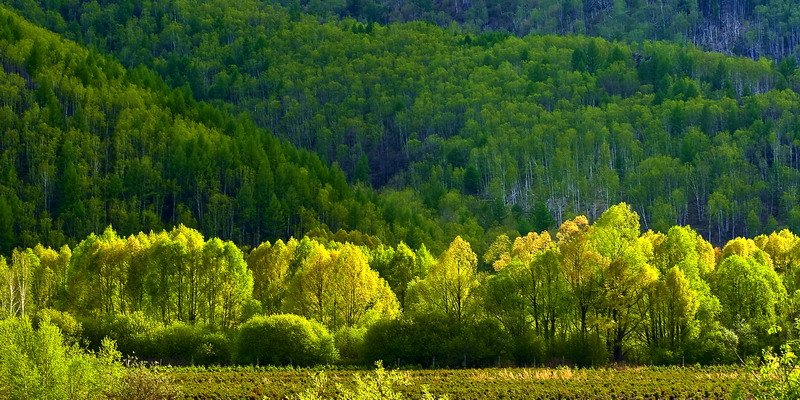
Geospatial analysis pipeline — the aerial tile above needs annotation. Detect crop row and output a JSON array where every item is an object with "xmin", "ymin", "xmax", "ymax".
[{"xmin": 166, "ymin": 366, "xmax": 747, "ymax": 399}]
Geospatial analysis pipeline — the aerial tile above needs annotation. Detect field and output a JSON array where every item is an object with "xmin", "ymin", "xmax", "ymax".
[{"xmin": 166, "ymin": 366, "xmax": 747, "ymax": 399}]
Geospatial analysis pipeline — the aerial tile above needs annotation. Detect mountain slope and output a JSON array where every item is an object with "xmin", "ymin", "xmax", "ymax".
[
  {"xmin": 0, "ymin": 6, "xmax": 491, "ymax": 254},
  {"xmin": 6, "ymin": 0, "xmax": 800, "ymax": 244}
]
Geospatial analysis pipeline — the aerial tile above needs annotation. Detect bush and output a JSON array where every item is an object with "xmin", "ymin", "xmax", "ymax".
[
  {"xmin": 32, "ymin": 309, "xmax": 83, "ymax": 344},
  {"xmin": 335, "ymin": 326, "xmax": 367, "ymax": 362},
  {"xmin": 684, "ymin": 323, "xmax": 738, "ymax": 364},
  {"xmin": 80, "ymin": 312, "xmax": 160, "ymax": 354},
  {"xmin": 555, "ymin": 333, "xmax": 609, "ymax": 367},
  {"xmin": 235, "ymin": 314, "xmax": 338, "ymax": 366},
  {"xmin": 80, "ymin": 316, "xmax": 233, "ymax": 365},
  {"xmin": 512, "ymin": 329, "xmax": 546, "ymax": 366},
  {"xmin": 0, "ymin": 317, "xmax": 124, "ymax": 400},
  {"xmin": 363, "ymin": 314, "xmax": 515, "ymax": 367},
  {"xmin": 362, "ymin": 313, "xmax": 453, "ymax": 367},
  {"xmin": 153, "ymin": 322, "xmax": 233, "ymax": 365},
  {"xmin": 450, "ymin": 319, "xmax": 512, "ymax": 367}
]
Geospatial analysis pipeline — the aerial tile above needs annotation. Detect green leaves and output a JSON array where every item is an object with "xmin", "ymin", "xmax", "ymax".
[
  {"xmin": 0, "ymin": 317, "xmax": 124, "ymax": 400},
  {"xmin": 235, "ymin": 314, "xmax": 338, "ymax": 366}
]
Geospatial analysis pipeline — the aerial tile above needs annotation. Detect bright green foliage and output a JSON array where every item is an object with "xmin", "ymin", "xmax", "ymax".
[
  {"xmin": 65, "ymin": 225, "xmax": 252, "ymax": 327},
  {"xmin": 0, "ymin": 317, "xmax": 123, "ymax": 400},
  {"xmin": 750, "ymin": 325, "xmax": 800, "ymax": 400},
  {"xmin": 284, "ymin": 242, "xmax": 399, "ymax": 330},
  {"xmin": 247, "ymin": 239, "xmax": 297, "ymax": 314},
  {"xmin": 592, "ymin": 204, "xmax": 660, "ymax": 361},
  {"xmin": 7, "ymin": 203, "xmax": 800, "ymax": 366},
  {"xmin": 713, "ymin": 254, "xmax": 787, "ymax": 354},
  {"xmin": 407, "ymin": 236, "xmax": 480, "ymax": 324},
  {"xmin": 235, "ymin": 314, "xmax": 338, "ymax": 366}
]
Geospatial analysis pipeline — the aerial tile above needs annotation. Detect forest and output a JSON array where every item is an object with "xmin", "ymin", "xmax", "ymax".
[
  {"xmin": 2, "ymin": 0, "xmax": 800, "ymax": 397},
  {"xmin": 2, "ymin": 0, "xmax": 800, "ymax": 258},
  {"xmin": 266, "ymin": 0, "xmax": 800, "ymax": 61}
]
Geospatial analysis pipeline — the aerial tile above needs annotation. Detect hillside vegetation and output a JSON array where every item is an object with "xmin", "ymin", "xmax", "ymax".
[
  {"xmin": 3, "ymin": 0, "xmax": 800, "ymax": 246},
  {"xmin": 266, "ymin": 0, "xmax": 800, "ymax": 61},
  {"xmin": 4, "ymin": 0, "xmax": 800, "ymax": 380},
  {"xmin": 0, "ymin": 5, "xmax": 498, "ymax": 255}
]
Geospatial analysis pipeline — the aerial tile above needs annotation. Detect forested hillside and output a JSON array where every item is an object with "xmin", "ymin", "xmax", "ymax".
[
  {"xmin": 0, "ymin": 5, "xmax": 513, "ymax": 255},
  {"xmin": 267, "ymin": 0, "xmax": 800, "ymax": 61},
  {"xmin": 6, "ymin": 1, "xmax": 800, "ymax": 395},
  {"xmin": 4, "ymin": 0, "xmax": 800, "ymax": 244}
]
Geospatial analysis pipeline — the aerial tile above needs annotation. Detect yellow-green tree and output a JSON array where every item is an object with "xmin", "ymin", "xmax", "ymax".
[
  {"xmin": 407, "ymin": 236, "xmax": 480, "ymax": 324},
  {"xmin": 557, "ymin": 215, "xmax": 604, "ymax": 338},
  {"xmin": 247, "ymin": 238, "xmax": 298, "ymax": 314},
  {"xmin": 285, "ymin": 241, "xmax": 398, "ymax": 330},
  {"xmin": 591, "ymin": 203, "xmax": 658, "ymax": 361}
]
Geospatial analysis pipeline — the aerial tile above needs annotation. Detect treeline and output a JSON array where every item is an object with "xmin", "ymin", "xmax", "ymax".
[
  {"xmin": 2, "ymin": 203, "xmax": 798, "ymax": 366},
  {"xmin": 5, "ymin": 0, "xmax": 800, "ymax": 244},
  {"xmin": 264, "ymin": 0, "xmax": 800, "ymax": 61}
]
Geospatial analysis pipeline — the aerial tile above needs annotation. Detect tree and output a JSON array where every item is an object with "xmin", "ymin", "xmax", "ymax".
[
  {"xmin": 247, "ymin": 239, "xmax": 298, "ymax": 314},
  {"xmin": 0, "ymin": 317, "xmax": 124, "ymax": 400},
  {"xmin": 650, "ymin": 266, "xmax": 699, "ymax": 352},
  {"xmin": 285, "ymin": 241, "xmax": 398, "ymax": 330},
  {"xmin": 483, "ymin": 234, "xmax": 512, "ymax": 271},
  {"xmin": 67, "ymin": 227, "xmax": 129, "ymax": 317},
  {"xmin": 713, "ymin": 254, "xmax": 786, "ymax": 355},
  {"xmin": 199, "ymin": 238, "xmax": 253, "ymax": 327},
  {"xmin": 0, "ymin": 195, "xmax": 14, "ymax": 254},
  {"xmin": 385, "ymin": 242, "xmax": 426, "ymax": 310},
  {"xmin": 531, "ymin": 201, "xmax": 555, "ymax": 233},
  {"xmin": 557, "ymin": 216, "xmax": 604, "ymax": 339},
  {"xmin": 407, "ymin": 236, "xmax": 479, "ymax": 324},
  {"xmin": 591, "ymin": 204, "xmax": 658, "ymax": 361}
]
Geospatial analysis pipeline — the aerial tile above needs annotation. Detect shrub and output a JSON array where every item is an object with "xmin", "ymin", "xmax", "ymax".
[
  {"xmin": 80, "ymin": 316, "xmax": 233, "ymax": 365},
  {"xmin": 32, "ymin": 309, "xmax": 83, "ymax": 344},
  {"xmin": 335, "ymin": 326, "xmax": 367, "ymax": 361},
  {"xmin": 362, "ymin": 313, "xmax": 452, "ymax": 367},
  {"xmin": 511, "ymin": 329, "xmax": 546, "ymax": 366},
  {"xmin": 235, "ymin": 314, "xmax": 338, "ymax": 366},
  {"xmin": 746, "ymin": 324, "xmax": 800, "ymax": 399},
  {"xmin": 451, "ymin": 319, "xmax": 512, "ymax": 367},
  {"xmin": 80, "ymin": 312, "xmax": 160, "ymax": 354},
  {"xmin": 0, "ymin": 317, "xmax": 124, "ymax": 399},
  {"xmin": 295, "ymin": 361, "xmax": 448, "ymax": 400},
  {"xmin": 555, "ymin": 333, "xmax": 609, "ymax": 367}
]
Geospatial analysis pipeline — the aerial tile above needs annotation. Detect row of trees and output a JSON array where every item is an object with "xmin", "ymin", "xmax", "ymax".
[
  {"xmin": 3, "ymin": 203, "xmax": 800, "ymax": 365},
  {"xmin": 6, "ymin": 1, "xmax": 800, "ymax": 246}
]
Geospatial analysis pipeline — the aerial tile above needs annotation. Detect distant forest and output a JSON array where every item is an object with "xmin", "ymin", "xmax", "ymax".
[{"xmin": 269, "ymin": 0, "xmax": 800, "ymax": 61}]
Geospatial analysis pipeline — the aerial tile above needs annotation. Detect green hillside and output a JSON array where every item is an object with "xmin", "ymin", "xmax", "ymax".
[
  {"xmin": 5, "ymin": 4, "xmax": 800, "ymax": 396},
  {"xmin": 5, "ymin": 0, "xmax": 800, "ymax": 245},
  {"xmin": 0, "ymin": 5, "xmax": 498, "ymax": 255}
]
